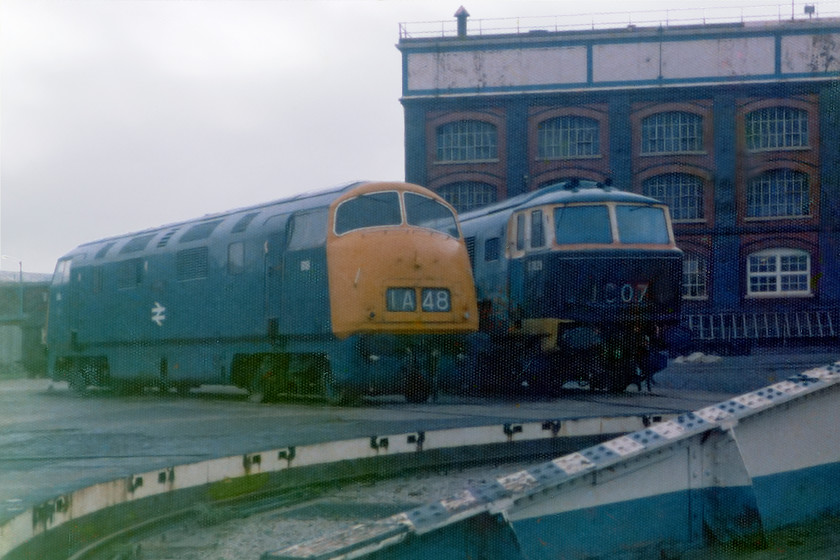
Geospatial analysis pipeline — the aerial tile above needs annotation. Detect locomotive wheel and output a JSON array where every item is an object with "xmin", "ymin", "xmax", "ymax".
[
  {"xmin": 590, "ymin": 362, "xmax": 633, "ymax": 393},
  {"xmin": 249, "ymin": 358, "xmax": 281, "ymax": 403},
  {"xmin": 404, "ymin": 373, "xmax": 430, "ymax": 404},
  {"xmin": 606, "ymin": 372, "xmax": 631, "ymax": 393},
  {"xmin": 112, "ymin": 379, "xmax": 143, "ymax": 396},
  {"xmin": 321, "ymin": 369, "xmax": 356, "ymax": 406},
  {"xmin": 68, "ymin": 368, "xmax": 88, "ymax": 394},
  {"xmin": 587, "ymin": 366, "xmax": 618, "ymax": 393},
  {"xmin": 249, "ymin": 376, "xmax": 274, "ymax": 403}
]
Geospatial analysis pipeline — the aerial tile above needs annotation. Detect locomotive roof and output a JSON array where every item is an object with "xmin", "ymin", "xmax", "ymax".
[
  {"xmin": 70, "ymin": 181, "xmax": 367, "ymax": 247},
  {"xmin": 63, "ymin": 181, "xmax": 369, "ymax": 259},
  {"xmin": 458, "ymin": 180, "xmax": 664, "ymax": 223}
]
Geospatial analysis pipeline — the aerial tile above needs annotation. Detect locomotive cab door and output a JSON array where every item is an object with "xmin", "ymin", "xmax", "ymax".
[
  {"xmin": 279, "ymin": 208, "xmax": 330, "ymax": 335},
  {"xmin": 263, "ymin": 214, "xmax": 290, "ymax": 335},
  {"xmin": 509, "ymin": 209, "xmax": 552, "ymax": 319}
]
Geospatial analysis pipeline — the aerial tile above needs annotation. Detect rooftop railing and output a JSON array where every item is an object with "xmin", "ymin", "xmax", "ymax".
[{"xmin": 399, "ymin": 3, "xmax": 840, "ymax": 39}]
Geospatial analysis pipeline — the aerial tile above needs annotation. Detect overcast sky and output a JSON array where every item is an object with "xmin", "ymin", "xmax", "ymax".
[{"xmin": 3, "ymin": 0, "xmax": 839, "ymax": 273}]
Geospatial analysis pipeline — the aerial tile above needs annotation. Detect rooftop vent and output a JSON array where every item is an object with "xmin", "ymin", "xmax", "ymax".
[{"xmin": 455, "ymin": 6, "xmax": 469, "ymax": 38}]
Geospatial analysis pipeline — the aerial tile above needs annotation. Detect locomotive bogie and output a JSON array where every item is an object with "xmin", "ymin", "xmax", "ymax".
[{"xmin": 46, "ymin": 181, "xmax": 478, "ymax": 404}]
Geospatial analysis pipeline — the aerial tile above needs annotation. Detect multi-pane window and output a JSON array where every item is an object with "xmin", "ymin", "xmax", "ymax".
[
  {"xmin": 436, "ymin": 120, "xmax": 498, "ymax": 162},
  {"xmin": 745, "ymin": 106, "xmax": 808, "ymax": 150},
  {"xmin": 437, "ymin": 182, "xmax": 497, "ymax": 213},
  {"xmin": 538, "ymin": 116, "xmax": 599, "ymax": 158},
  {"xmin": 747, "ymin": 248, "xmax": 811, "ymax": 296},
  {"xmin": 682, "ymin": 253, "xmax": 708, "ymax": 300},
  {"xmin": 746, "ymin": 169, "xmax": 810, "ymax": 218},
  {"xmin": 641, "ymin": 111, "xmax": 703, "ymax": 154},
  {"xmin": 642, "ymin": 173, "xmax": 704, "ymax": 222}
]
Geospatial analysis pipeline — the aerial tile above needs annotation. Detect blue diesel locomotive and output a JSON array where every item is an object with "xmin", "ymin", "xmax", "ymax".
[
  {"xmin": 47, "ymin": 181, "xmax": 478, "ymax": 403},
  {"xmin": 459, "ymin": 180, "xmax": 683, "ymax": 393}
]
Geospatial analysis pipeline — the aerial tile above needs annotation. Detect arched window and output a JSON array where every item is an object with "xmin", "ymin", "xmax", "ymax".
[
  {"xmin": 745, "ymin": 106, "xmax": 808, "ymax": 150},
  {"xmin": 538, "ymin": 116, "xmax": 599, "ymax": 158},
  {"xmin": 642, "ymin": 173, "xmax": 704, "ymax": 222},
  {"xmin": 682, "ymin": 253, "xmax": 708, "ymax": 300},
  {"xmin": 437, "ymin": 182, "xmax": 497, "ymax": 213},
  {"xmin": 747, "ymin": 248, "xmax": 811, "ymax": 297},
  {"xmin": 641, "ymin": 111, "xmax": 703, "ymax": 154},
  {"xmin": 436, "ymin": 120, "xmax": 498, "ymax": 162},
  {"xmin": 746, "ymin": 169, "xmax": 810, "ymax": 218}
]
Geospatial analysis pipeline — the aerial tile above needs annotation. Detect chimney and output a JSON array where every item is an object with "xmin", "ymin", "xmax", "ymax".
[{"xmin": 455, "ymin": 6, "xmax": 470, "ymax": 38}]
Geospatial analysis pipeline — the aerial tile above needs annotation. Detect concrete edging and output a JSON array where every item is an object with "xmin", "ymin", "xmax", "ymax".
[{"xmin": 0, "ymin": 413, "xmax": 657, "ymax": 560}]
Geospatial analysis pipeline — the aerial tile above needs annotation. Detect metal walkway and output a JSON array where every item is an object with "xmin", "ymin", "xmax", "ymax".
[{"xmin": 266, "ymin": 360, "xmax": 840, "ymax": 560}]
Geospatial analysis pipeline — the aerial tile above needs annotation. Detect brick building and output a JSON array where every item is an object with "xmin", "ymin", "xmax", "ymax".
[{"xmin": 397, "ymin": 7, "xmax": 840, "ymax": 346}]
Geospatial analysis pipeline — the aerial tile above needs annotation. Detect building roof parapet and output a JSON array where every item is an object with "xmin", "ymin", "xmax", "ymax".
[{"xmin": 398, "ymin": 4, "xmax": 840, "ymax": 42}]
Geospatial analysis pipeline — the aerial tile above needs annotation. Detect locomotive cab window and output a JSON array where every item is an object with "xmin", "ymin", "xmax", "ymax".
[
  {"xmin": 334, "ymin": 191, "xmax": 402, "ymax": 235},
  {"xmin": 554, "ymin": 205, "xmax": 612, "ymax": 245},
  {"xmin": 512, "ymin": 209, "xmax": 551, "ymax": 253},
  {"xmin": 615, "ymin": 205, "xmax": 671, "ymax": 244},
  {"xmin": 530, "ymin": 210, "xmax": 545, "ymax": 248},
  {"xmin": 516, "ymin": 214, "xmax": 526, "ymax": 251},
  {"xmin": 404, "ymin": 192, "xmax": 459, "ymax": 238},
  {"xmin": 53, "ymin": 259, "xmax": 73, "ymax": 285}
]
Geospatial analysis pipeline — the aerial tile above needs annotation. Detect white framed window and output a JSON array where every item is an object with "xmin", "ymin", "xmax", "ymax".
[
  {"xmin": 437, "ymin": 182, "xmax": 497, "ymax": 213},
  {"xmin": 747, "ymin": 248, "xmax": 811, "ymax": 297},
  {"xmin": 643, "ymin": 173, "xmax": 704, "ymax": 222},
  {"xmin": 745, "ymin": 106, "xmax": 808, "ymax": 150},
  {"xmin": 682, "ymin": 253, "xmax": 708, "ymax": 300},
  {"xmin": 746, "ymin": 169, "xmax": 810, "ymax": 219},
  {"xmin": 641, "ymin": 111, "xmax": 703, "ymax": 154},
  {"xmin": 538, "ymin": 116, "xmax": 599, "ymax": 158},
  {"xmin": 436, "ymin": 120, "xmax": 498, "ymax": 162}
]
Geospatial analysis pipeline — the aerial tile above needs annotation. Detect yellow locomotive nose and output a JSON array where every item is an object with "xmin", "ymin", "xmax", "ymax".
[{"xmin": 327, "ymin": 226, "xmax": 477, "ymax": 338}]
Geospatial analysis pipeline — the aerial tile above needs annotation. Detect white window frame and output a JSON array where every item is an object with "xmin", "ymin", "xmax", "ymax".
[
  {"xmin": 682, "ymin": 253, "xmax": 708, "ymax": 300},
  {"xmin": 746, "ymin": 248, "xmax": 812, "ymax": 298}
]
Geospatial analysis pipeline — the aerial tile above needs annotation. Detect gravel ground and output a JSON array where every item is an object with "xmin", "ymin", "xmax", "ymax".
[{"xmin": 121, "ymin": 460, "xmax": 536, "ymax": 560}]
